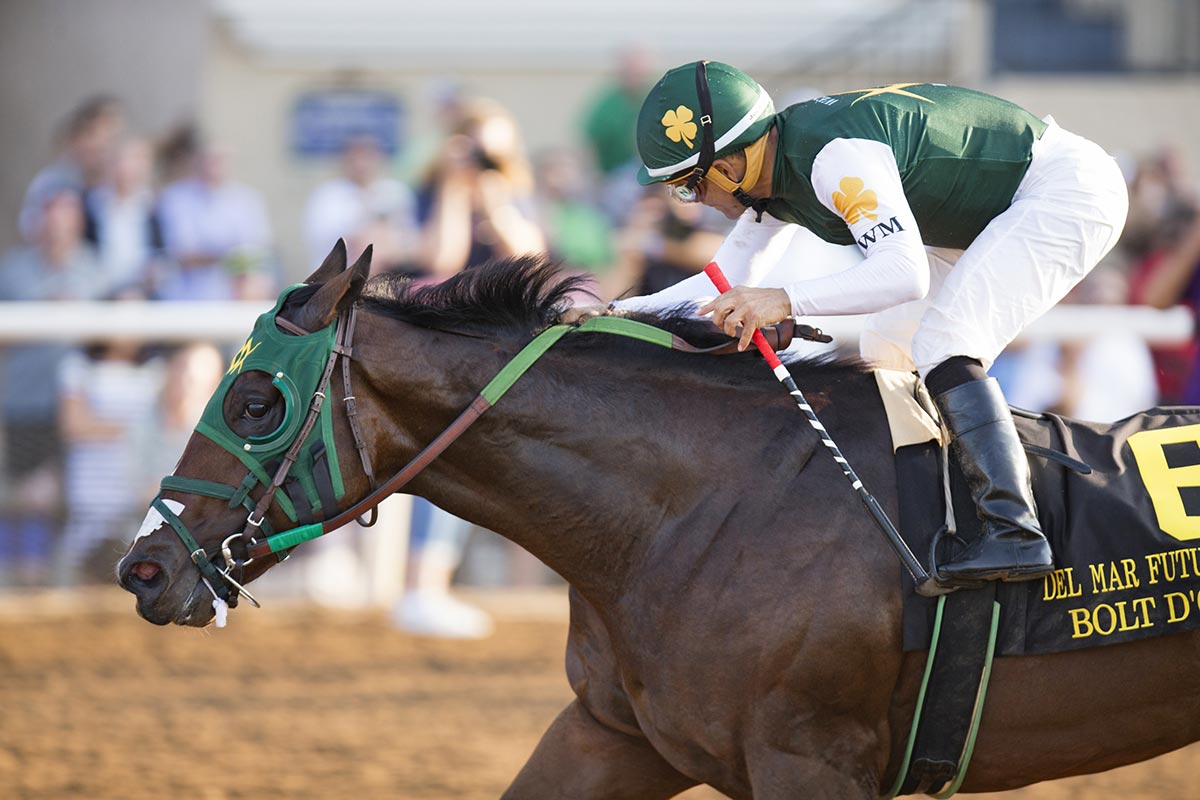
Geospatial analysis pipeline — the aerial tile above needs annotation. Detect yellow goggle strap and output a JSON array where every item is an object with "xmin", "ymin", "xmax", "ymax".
[{"xmin": 702, "ymin": 132, "xmax": 770, "ymax": 196}]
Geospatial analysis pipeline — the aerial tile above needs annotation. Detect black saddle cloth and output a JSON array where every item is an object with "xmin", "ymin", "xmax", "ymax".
[{"xmin": 902, "ymin": 406, "xmax": 1200, "ymax": 656}]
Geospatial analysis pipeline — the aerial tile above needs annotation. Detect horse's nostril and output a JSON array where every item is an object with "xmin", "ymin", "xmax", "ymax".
[
  {"xmin": 121, "ymin": 560, "xmax": 167, "ymax": 595},
  {"xmin": 131, "ymin": 562, "xmax": 161, "ymax": 582}
]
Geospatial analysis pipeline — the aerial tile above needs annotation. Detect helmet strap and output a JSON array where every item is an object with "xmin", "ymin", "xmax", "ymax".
[
  {"xmin": 684, "ymin": 60, "xmax": 715, "ymax": 193},
  {"xmin": 705, "ymin": 131, "xmax": 773, "ymax": 221}
]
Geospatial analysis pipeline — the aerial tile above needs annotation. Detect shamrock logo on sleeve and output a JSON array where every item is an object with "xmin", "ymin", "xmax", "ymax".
[{"xmin": 832, "ymin": 177, "xmax": 880, "ymax": 225}]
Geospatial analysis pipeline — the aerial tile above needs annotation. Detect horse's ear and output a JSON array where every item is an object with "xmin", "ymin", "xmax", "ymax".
[
  {"xmin": 292, "ymin": 245, "xmax": 371, "ymax": 331},
  {"xmin": 305, "ymin": 238, "xmax": 348, "ymax": 285}
]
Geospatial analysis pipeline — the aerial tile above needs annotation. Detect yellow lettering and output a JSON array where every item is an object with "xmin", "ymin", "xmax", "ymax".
[
  {"xmin": 1068, "ymin": 607, "xmax": 1094, "ymax": 639},
  {"xmin": 1063, "ymin": 567, "xmax": 1083, "ymax": 597},
  {"xmin": 1173, "ymin": 549, "xmax": 1193, "ymax": 580},
  {"xmin": 1165, "ymin": 591, "xmax": 1192, "ymax": 623},
  {"xmin": 1122, "ymin": 558, "xmax": 1140, "ymax": 589},
  {"xmin": 1042, "ymin": 568, "xmax": 1083, "ymax": 600},
  {"xmin": 1115, "ymin": 600, "xmax": 1147, "ymax": 632},
  {"xmin": 1089, "ymin": 562, "xmax": 1108, "ymax": 594},
  {"xmin": 1129, "ymin": 424, "xmax": 1200, "ymax": 541},
  {"xmin": 1132, "ymin": 596, "xmax": 1157, "ymax": 628},
  {"xmin": 1146, "ymin": 553, "xmax": 1162, "ymax": 585},
  {"xmin": 1093, "ymin": 604, "xmax": 1118, "ymax": 635},
  {"xmin": 1108, "ymin": 561, "xmax": 1125, "ymax": 591}
]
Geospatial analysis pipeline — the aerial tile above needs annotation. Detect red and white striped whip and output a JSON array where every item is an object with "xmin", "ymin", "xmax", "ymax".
[{"xmin": 703, "ymin": 262, "xmax": 943, "ymax": 597}]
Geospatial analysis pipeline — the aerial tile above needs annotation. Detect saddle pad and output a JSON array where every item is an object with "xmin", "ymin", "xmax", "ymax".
[{"xmin": 901, "ymin": 406, "xmax": 1200, "ymax": 656}]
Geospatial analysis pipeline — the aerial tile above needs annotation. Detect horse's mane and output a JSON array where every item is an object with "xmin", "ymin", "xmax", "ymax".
[{"xmin": 360, "ymin": 255, "xmax": 869, "ymax": 382}]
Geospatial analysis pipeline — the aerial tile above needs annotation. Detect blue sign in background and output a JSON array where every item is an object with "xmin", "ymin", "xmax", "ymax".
[{"xmin": 291, "ymin": 90, "xmax": 404, "ymax": 156}]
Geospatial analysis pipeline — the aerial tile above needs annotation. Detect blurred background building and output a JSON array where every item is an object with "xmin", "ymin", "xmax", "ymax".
[{"xmin": 0, "ymin": 0, "xmax": 1197, "ymax": 630}]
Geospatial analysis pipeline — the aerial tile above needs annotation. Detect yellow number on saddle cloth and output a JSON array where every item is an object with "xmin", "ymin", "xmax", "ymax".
[{"xmin": 1130, "ymin": 423, "xmax": 1200, "ymax": 541}]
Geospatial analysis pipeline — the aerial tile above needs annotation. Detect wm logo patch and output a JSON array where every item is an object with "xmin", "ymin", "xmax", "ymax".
[{"xmin": 856, "ymin": 217, "xmax": 906, "ymax": 249}]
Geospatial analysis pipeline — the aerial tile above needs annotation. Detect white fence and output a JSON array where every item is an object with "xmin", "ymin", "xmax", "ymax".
[
  {"xmin": 0, "ymin": 300, "xmax": 1191, "ymax": 605},
  {"xmin": 0, "ymin": 301, "xmax": 1192, "ymax": 344}
]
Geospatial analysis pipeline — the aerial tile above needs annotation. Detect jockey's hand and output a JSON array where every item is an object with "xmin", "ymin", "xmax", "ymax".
[
  {"xmin": 561, "ymin": 304, "xmax": 607, "ymax": 325},
  {"xmin": 698, "ymin": 287, "xmax": 792, "ymax": 352}
]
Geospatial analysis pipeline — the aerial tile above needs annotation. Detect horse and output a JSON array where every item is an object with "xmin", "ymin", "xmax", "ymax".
[{"xmin": 117, "ymin": 243, "xmax": 1200, "ymax": 798}]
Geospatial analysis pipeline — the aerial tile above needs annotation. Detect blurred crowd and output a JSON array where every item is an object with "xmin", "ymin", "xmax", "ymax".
[{"xmin": 2, "ymin": 57, "xmax": 1199, "ymax": 637}]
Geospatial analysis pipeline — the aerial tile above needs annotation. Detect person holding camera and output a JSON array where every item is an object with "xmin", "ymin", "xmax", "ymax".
[{"xmin": 416, "ymin": 98, "xmax": 545, "ymax": 279}]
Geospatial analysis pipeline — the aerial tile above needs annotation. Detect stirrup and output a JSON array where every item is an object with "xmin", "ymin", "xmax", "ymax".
[{"xmin": 928, "ymin": 526, "xmax": 985, "ymax": 591}]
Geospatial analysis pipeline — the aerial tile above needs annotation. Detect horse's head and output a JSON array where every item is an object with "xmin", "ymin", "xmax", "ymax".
[{"xmin": 118, "ymin": 240, "xmax": 371, "ymax": 626}]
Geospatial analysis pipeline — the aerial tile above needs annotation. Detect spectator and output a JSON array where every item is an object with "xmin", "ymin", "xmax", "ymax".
[
  {"xmin": 304, "ymin": 134, "xmax": 419, "ymax": 272},
  {"xmin": 394, "ymin": 502, "xmax": 493, "ymax": 639},
  {"xmin": 0, "ymin": 189, "xmax": 108, "ymax": 585},
  {"xmin": 1130, "ymin": 202, "xmax": 1200, "ymax": 404},
  {"xmin": 156, "ymin": 143, "xmax": 274, "ymax": 300},
  {"xmin": 1121, "ymin": 148, "xmax": 1197, "ymax": 263},
  {"xmin": 18, "ymin": 96, "xmax": 125, "ymax": 244},
  {"xmin": 394, "ymin": 98, "xmax": 546, "ymax": 636},
  {"xmin": 580, "ymin": 45, "xmax": 655, "ymax": 224},
  {"xmin": 599, "ymin": 188, "xmax": 728, "ymax": 302},
  {"xmin": 84, "ymin": 137, "xmax": 164, "ymax": 293},
  {"xmin": 55, "ymin": 315, "xmax": 166, "ymax": 584},
  {"xmin": 535, "ymin": 147, "xmax": 615, "ymax": 277},
  {"xmin": 156, "ymin": 343, "xmax": 224, "ymax": 473},
  {"xmin": 416, "ymin": 98, "xmax": 545, "ymax": 278},
  {"xmin": 156, "ymin": 123, "xmax": 202, "ymax": 187}
]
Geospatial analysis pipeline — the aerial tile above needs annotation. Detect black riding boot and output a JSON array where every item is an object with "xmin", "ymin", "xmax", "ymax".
[{"xmin": 933, "ymin": 377, "xmax": 1053, "ymax": 583}]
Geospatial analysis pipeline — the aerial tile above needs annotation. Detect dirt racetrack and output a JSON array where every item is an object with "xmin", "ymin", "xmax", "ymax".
[{"xmin": 1, "ymin": 587, "xmax": 1198, "ymax": 800}]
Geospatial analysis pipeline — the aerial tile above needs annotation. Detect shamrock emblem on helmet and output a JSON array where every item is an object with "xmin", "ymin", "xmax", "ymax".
[{"xmin": 661, "ymin": 105, "xmax": 697, "ymax": 149}]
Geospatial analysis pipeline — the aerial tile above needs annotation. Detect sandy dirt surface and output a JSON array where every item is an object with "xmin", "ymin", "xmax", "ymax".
[{"xmin": 0, "ymin": 587, "xmax": 1197, "ymax": 799}]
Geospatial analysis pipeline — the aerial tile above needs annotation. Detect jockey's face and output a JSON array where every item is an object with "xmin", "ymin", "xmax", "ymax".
[{"xmin": 697, "ymin": 159, "xmax": 752, "ymax": 220}]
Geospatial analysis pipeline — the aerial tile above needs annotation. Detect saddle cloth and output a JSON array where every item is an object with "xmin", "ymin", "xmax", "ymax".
[{"xmin": 874, "ymin": 371, "xmax": 1200, "ymax": 656}]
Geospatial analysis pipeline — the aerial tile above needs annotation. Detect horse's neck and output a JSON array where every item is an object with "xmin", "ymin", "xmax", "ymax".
[{"xmin": 357, "ymin": 315, "xmax": 873, "ymax": 605}]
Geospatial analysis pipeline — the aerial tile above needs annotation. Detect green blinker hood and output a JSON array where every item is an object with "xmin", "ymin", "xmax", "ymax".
[{"xmin": 192, "ymin": 285, "xmax": 345, "ymax": 521}]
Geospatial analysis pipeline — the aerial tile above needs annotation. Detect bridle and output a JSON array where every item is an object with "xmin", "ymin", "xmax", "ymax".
[
  {"xmin": 151, "ymin": 300, "xmax": 377, "ymax": 611},
  {"xmin": 152, "ymin": 297, "xmax": 818, "ymax": 620}
]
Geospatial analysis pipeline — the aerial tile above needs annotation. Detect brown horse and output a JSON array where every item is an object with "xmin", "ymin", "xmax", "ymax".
[{"xmin": 118, "ymin": 245, "xmax": 1200, "ymax": 798}]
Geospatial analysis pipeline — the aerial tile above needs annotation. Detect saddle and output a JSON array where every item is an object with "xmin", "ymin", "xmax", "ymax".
[{"xmin": 877, "ymin": 370, "xmax": 1200, "ymax": 795}]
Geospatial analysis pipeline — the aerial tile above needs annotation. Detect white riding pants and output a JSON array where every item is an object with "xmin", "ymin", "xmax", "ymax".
[{"xmin": 861, "ymin": 118, "xmax": 1130, "ymax": 377}]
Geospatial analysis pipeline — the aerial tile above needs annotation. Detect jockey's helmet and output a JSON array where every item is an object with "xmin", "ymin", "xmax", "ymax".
[{"xmin": 635, "ymin": 61, "xmax": 775, "ymax": 187}]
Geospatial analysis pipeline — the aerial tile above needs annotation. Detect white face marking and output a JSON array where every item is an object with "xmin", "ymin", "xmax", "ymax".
[{"xmin": 133, "ymin": 499, "xmax": 186, "ymax": 544}]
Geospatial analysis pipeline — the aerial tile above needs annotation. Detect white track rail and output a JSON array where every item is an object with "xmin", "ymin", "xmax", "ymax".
[{"xmin": 0, "ymin": 302, "xmax": 1191, "ymax": 344}]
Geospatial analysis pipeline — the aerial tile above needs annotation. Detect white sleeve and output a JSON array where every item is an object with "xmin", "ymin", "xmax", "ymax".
[
  {"xmin": 613, "ymin": 210, "xmax": 798, "ymax": 314},
  {"xmin": 782, "ymin": 138, "xmax": 929, "ymax": 316}
]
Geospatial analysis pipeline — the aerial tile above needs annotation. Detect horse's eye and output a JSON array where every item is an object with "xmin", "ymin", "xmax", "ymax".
[{"xmin": 245, "ymin": 402, "xmax": 269, "ymax": 420}]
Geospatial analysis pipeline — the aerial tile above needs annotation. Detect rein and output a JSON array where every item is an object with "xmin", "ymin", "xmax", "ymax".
[
  {"xmin": 244, "ymin": 313, "xmax": 749, "ymax": 560},
  {"xmin": 164, "ymin": 305, "xmax": 811, "ymax": 616}
]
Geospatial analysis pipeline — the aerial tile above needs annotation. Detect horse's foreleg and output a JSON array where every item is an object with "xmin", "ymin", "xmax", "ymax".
[{"xmin": 502, "ymin": 699, "xmax": 699, "ymax": 800}]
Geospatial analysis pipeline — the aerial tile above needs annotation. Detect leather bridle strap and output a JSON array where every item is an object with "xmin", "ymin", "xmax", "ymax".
[
  {"xmin": 237, "ymin": 311, "xmax": 353, "ymax": 540},
  {"xmin": 244, "ymin": 314, "xmax": 825, "ymax": 561},
  {"xmin": 246, "ymin": 314, "xmax": 784, "ymax": 560},
  {"xmin": 339, "ymin": 304, "xmax": 380, "ymax": 526}
]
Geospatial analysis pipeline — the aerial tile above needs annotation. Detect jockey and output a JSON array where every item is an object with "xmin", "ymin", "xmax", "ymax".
[{"xmin": 594, "ymin": 61, "xmax": 1129, "ymax": 586}]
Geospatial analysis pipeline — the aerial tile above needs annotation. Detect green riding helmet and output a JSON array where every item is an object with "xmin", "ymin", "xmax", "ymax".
[{"xmin": 636, "ymin": 61, "xmax": 775, "ymax": 186}]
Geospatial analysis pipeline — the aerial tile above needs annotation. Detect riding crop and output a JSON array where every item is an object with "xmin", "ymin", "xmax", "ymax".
[{"xmin": 703, "ymin": 262, "xmax": 945, "ymax": 598}]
